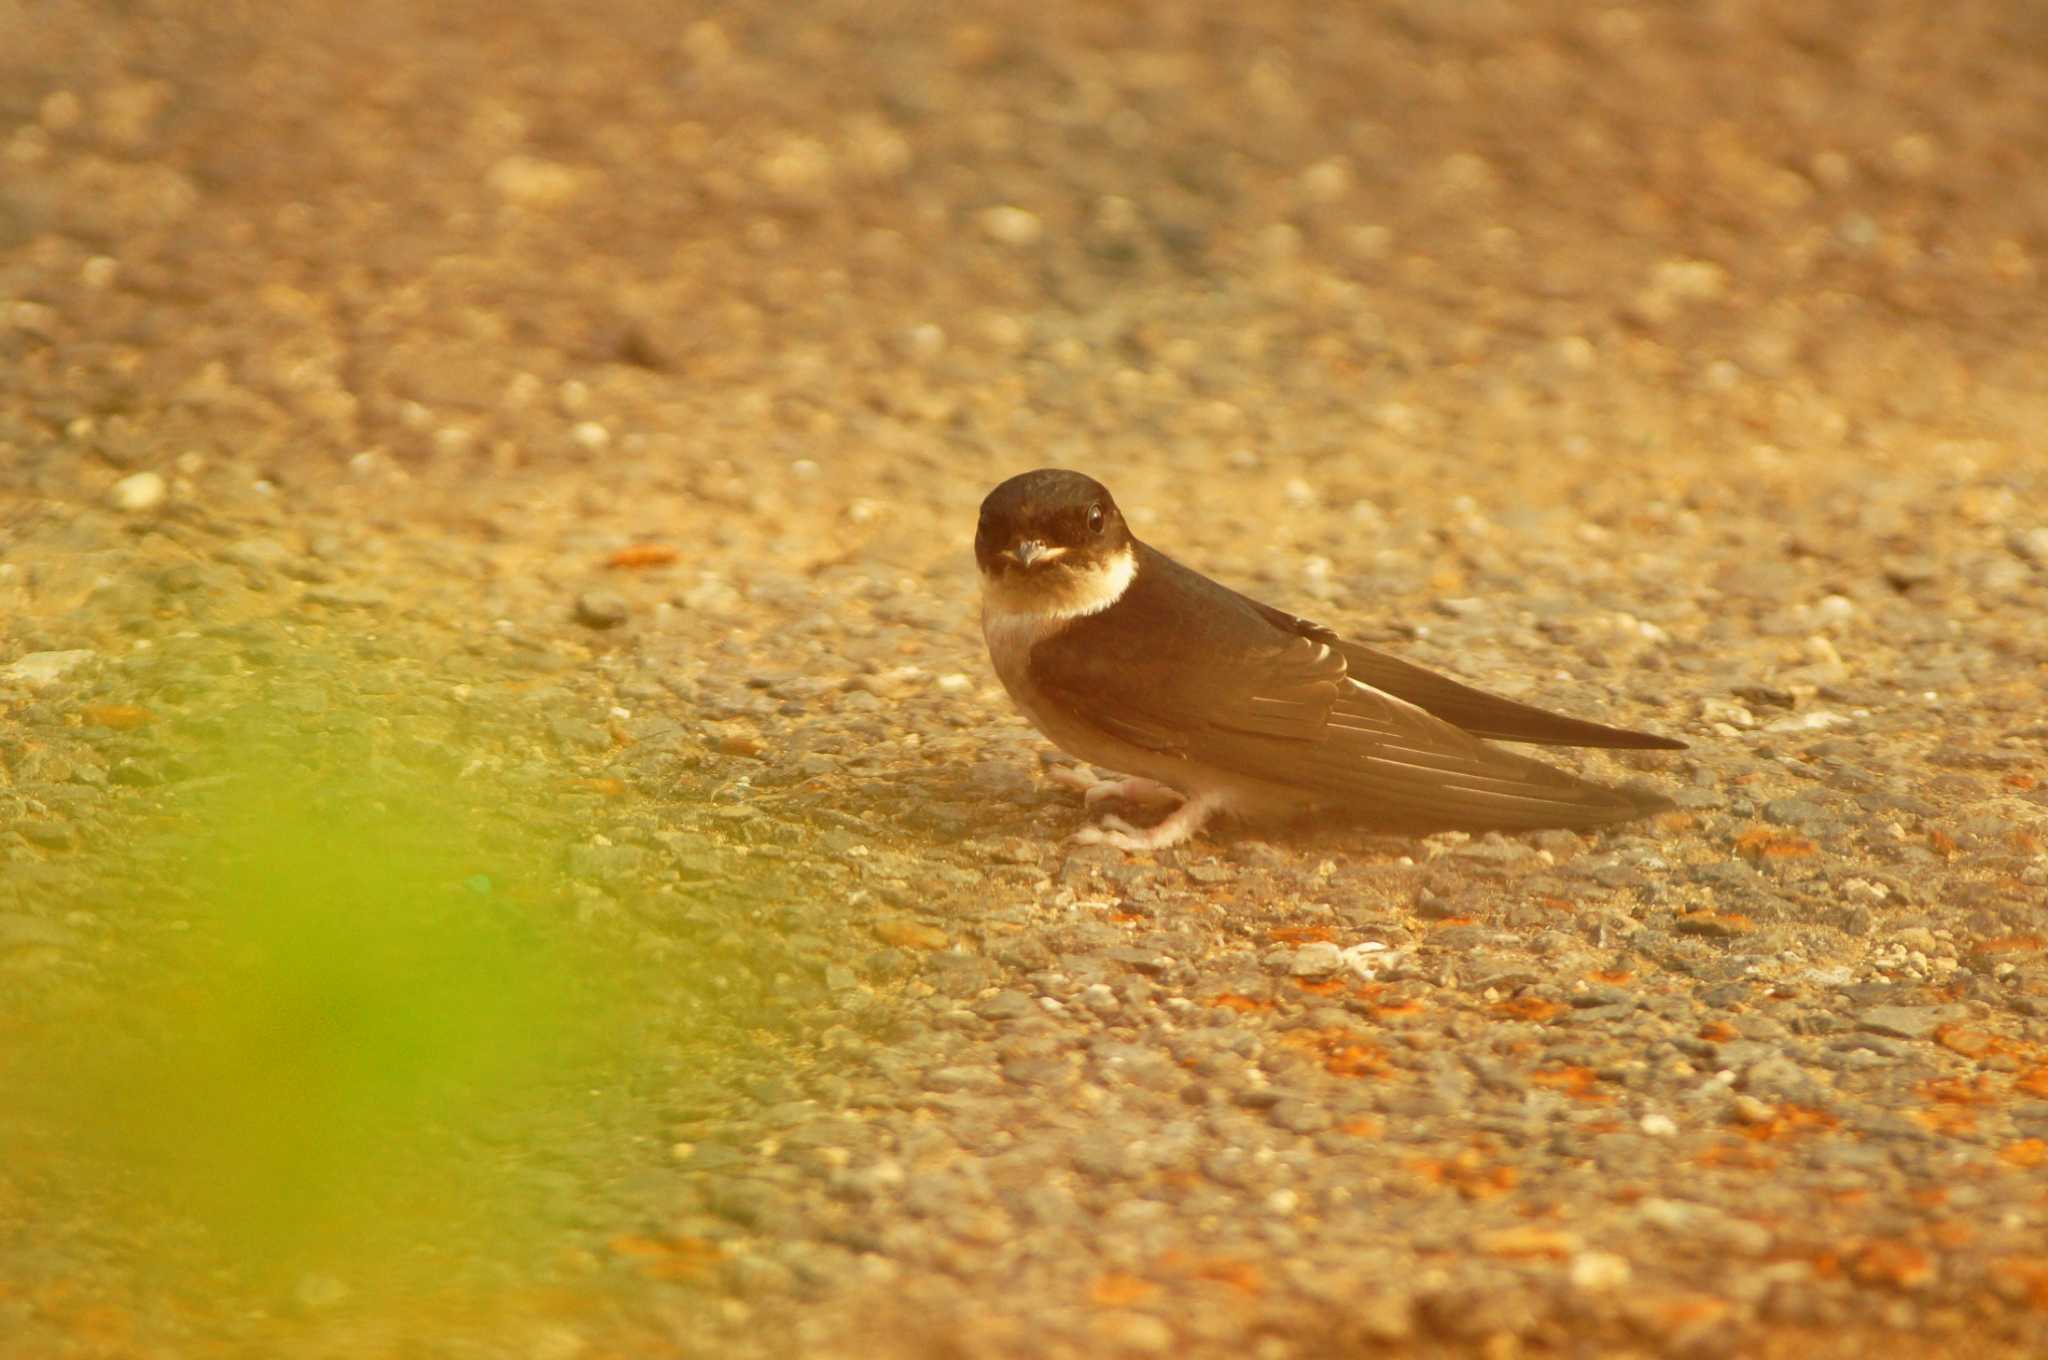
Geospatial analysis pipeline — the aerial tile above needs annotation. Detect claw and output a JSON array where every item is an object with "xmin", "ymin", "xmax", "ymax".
[
  {"xmin": 1073, "ymin": 824, "xmax": 1151, "ymax": 852},
  {"xmin": 1069, "ymin": 792, "xmax": 1225, "ymax": 853},
  {"xmin": 1047, "ymin": 765, "xmax": 1185, "ymax": 810}
]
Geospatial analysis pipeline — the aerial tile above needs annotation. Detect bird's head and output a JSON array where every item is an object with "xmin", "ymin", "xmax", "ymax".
[{"xmin": 975, "ymin": 468, "xmax": 1137, "ymax": 619}]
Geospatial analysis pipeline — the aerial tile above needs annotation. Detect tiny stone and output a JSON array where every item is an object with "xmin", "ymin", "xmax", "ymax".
[
  {"xmin": 1570, "ymin": 1251, "xmax": 1633, "ymax": 1292},
  {"xmin": 575, "ymin": 590, "xmax": 631, "ymax": 629},
  {"xmin": 1856, "ymin": 1004, "xmax": 1962, "ymax": 1040},
  {"xmin": 2007, "ymin": 526, "xmax": 2048, "ymax": 564},
  {"xmin": 974, "ymin": 991, "xmax": 1034, "ymax": 1021},
  {"xmin": 1288, "ymin": 942, "xmax": 1344, "ymax": 976},
  {"xmin": 2, "ymin": 650, "xmax": 97, "ymax": 688},
  {"xmin": 1269, "ymin": 1099, "xmax": 1333, "ymax": 1135},
  {"xmin": 488, "ymin": 154, "xmax": 579, "ymax": 206},
  {"xmin": 109, "ymin": 470, "xmax": 167, "ymax": 512},
  {"xmin": 981, "ymin": 205, "xmax": 1044, "ymax": 247},
  {"xmin": 1763, "ymin": 798, "xmax": 1827, "ymax": 827},
  {"xmin": 1764, "ymin": 711, "xmax": 1851, "ymax": 733},
  {"xmin": 1742, "ymin": 1054, "xmax": 1826, "ymax": 1102},
  {"xmin": 925, "ymin": 1066, "xmax": 1002, "ymax": 1094}
]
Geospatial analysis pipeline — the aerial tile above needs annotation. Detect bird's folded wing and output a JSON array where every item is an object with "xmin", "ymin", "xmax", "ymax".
[
  {"xmin": 1233, "ymin": 598, "xmax": 1686, "ymax": 751},
  {"xmin": 1031, "ymin": 614, "xmax": 1662, "ymax": 829}
]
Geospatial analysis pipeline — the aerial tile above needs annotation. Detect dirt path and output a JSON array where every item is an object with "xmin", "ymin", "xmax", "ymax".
[{"xmin": 4, "ymin": 2, "xmax": 2047, "ymax": 1356}]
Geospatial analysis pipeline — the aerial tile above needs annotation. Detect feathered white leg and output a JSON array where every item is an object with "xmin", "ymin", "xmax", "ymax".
[{"xmin": 1073, "ymin": 791, "xmax": 1225, "ymax": 852}]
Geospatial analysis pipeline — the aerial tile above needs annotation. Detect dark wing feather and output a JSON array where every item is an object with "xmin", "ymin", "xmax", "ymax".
[
  {"xmin": 1031, "ymin": 547, "xmax": 1668, "ymax": 830},
  {"xmin": 1223, "ymin": 578, "xmax": 1686, "ymax": 750}
]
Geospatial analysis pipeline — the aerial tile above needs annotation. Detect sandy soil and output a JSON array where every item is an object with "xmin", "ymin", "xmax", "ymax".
[{"xmin": 3, "ymin": 2, "xmax": 2047, "ymax": 1356}]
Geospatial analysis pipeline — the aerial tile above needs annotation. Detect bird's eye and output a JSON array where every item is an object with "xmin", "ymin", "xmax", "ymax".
[{"xmin": 1087, "ymin": 503, "xmax": 1105, "ymax": 535}]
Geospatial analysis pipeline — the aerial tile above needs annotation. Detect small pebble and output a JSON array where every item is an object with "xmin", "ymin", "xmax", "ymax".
[
  {"xmin": 1571, "ymin": 1251, "xmax": 1634, "ymax": 1292},
  {"xmin": 575, "ymin": 590, "xmax": 631, "ymax": 629},
  {"xmin": 108, "ymin": 471, "xmax": 167, "ymax": 512},
  {"xmin": 980, "ymin": 205, "xmax": 1044, "ymax": 247},
  {"xmin": 3, "ymin": 650, "xmax": 97, "ymax": 688}
]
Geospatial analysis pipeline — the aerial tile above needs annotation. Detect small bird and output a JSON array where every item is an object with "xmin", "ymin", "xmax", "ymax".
[{"xmin": 975, "ymin": 468, "xmax": 1685, "ymax": 851}]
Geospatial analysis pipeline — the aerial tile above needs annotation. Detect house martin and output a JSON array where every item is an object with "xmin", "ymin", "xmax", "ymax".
[{"xmin": 975, "ymin": 468, "xmax": 1685, "ymax": 850}]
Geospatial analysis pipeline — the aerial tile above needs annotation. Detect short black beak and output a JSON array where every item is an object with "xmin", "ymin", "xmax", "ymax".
[{"xmin": 1007, "ymin": 541, "xmax": 1050, "ymax": 568}]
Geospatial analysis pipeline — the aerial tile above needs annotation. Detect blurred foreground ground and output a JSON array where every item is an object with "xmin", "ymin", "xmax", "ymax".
[{"xmin": 3, "ymin": 2, "xmax": 2047, "ymax": 1356}]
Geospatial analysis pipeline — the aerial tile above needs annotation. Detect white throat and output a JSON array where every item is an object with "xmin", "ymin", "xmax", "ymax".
[{"xmin": 980, "ymin": 543, "xmax": 1137, "ymax": 629}]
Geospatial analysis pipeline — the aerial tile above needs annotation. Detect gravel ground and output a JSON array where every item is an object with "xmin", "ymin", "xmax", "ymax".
[{"xmin": 4, "ymin": 2, "xmax": 2048, "ymax": 1356}]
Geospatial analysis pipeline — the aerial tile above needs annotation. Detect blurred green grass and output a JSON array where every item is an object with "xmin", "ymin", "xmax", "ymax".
[
  {"xmin": 1, "ymin": 707, "xmax": 753, "ymax": 1299},
  {"xmin": 92, "ymin": 773, "xmax": 586, "ymax": 1261}
]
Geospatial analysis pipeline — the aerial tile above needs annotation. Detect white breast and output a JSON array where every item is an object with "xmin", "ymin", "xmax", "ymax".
[
  {"xmin": 978, "ymin": 543, "xmax": 1137, "ymax": 719},
  {"xmin": 981, "ymin": 607, "xmax": 1064, "ymax": 698}
]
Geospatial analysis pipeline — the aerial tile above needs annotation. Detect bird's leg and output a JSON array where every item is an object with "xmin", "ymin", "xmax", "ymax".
[
  {"xmin": 1046, "ymin": 765, "xmax": 1184, "ymax": 809},
  {"xmin": 1072, "ymin": 791, "xmax": 1225, "ymax": 852},
  {"xmin": 1086, "ymin": 776, "xmax": 1184, "ymax": 809}
]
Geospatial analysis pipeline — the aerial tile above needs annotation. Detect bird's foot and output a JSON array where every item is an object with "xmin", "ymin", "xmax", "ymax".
[
  {"xmin": 1047, "ymin": 765, "xmax": 1184, "ymax": 809},
  {"xmin": 1072, "ymin": 793, "xmax": 1223, "ymax": 853}
]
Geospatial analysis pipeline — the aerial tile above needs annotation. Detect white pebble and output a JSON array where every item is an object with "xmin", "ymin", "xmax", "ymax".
[
  {"xmin": 487, "ymin": 154, "xmax": 580, "ymax": 207},
  {"xmin": 1299, "ymin": 556, "xmax": 1334, "ymax": 601},
  {"xmin": 1348, "ymin": 498, "xmax": 1386, "ymax": 528},
  {"xmin": 1341, "ymin": 942, "xmax": 1400, "ymax": 980},
  {"xmin": 980, "ymin": 205, "xmax": 1043, "ymax": 247},
  {"xmin": 2009, "ymin": 526, "xmax": 2048, "ymax": 563},
  {"xmin": 980, "ymin": 313, "xmax": 1026, "ymax": 351},
  {"xmin": 1570, "ymin": 1251, "xmax": 1633, "ymax": 1292},
  {"xmin": 1288, "ymin": 941, "xmax": 1344, "ymax": 976},
  {"xmin": 1763, "ymin": 710, "xmax": 1850, "ymax": 733},
  {"xmin": 1653, "ymin": 258, "xmax": 1729, "ymax": 301},
  {"xmin": 108, "ymin": 470, "xmax": 166, "ymax": 513},
  {"xmin": 1699, "ymin": 698, "xmax": 1756, "ymax": 729},
  {"xmin": 1556, "ymin": 335, "xmax": 1598, "ymax": 370},
  {"xmin": 1639, "ymin": 1112, "xmax": 1678, "ymax": 1137},
  {"xmin": 2, "ymin": 650, "xmax": 97, "ymax": 688},
  {"xmin": 1813, "ymin": 594, "xmax": 1856, "ymax": 627},
  {"xmin": 756, "ymin": 136, "xmax": 834, "ymax": 201},
  {"xmin": 1615, "ymin": 613, "xmax": 1670, "ymax": 644}
]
